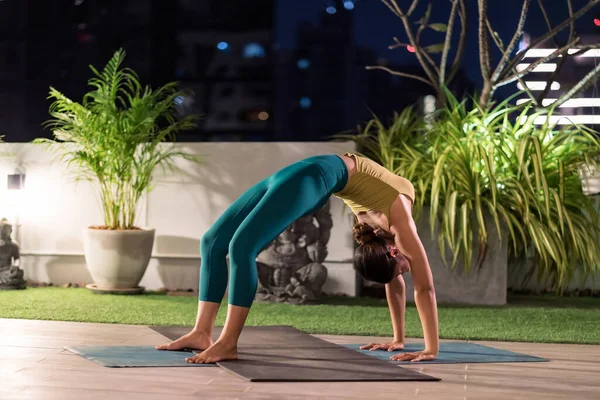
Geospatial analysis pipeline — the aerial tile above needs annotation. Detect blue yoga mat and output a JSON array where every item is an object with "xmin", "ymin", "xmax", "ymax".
[
  {"xmin": 343, "ymin": 342, "xmax": 549, "ymax": 364},
  {"xmin": 64, "ymin": 345, "xmax": 217, "ymax": 368}
]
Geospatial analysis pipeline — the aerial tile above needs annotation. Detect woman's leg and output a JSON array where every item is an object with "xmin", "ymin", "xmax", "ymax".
[
  {"xmin": 187, "ymin": 166, "xmax": 333, "ymax": 363},
  {"xmin": 156, "ymin": 179, "xmax": 269, "ymax": 351}
]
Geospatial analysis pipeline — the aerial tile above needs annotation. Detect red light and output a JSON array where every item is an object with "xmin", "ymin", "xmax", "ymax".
[
  {"xmin": 594, "ymin": 18, "xmax": 600, "ymax": 26},
  {"xmin": 407, "ymin": 45, "xmax": 415, "ymax": 53},
  {"xmin": 77, "ymin": 32, "xmax": 91, "ymax": 42}
]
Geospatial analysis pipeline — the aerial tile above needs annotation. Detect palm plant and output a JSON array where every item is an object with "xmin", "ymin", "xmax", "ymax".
[
  {"xmin": 340, "ymin": 91, "xmax": 600, "ymax": 292},
  {"xmin": 35, "ymin": 49, "xmax": 201, "ymax": 230}
]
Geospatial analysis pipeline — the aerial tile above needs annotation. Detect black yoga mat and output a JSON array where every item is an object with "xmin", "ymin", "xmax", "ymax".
[{"xmin": 150, "ymin": 325, "xmax": 440, "ymax": 382}]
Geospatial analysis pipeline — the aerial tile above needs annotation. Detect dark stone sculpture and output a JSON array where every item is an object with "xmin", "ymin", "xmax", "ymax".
[
  {"xmin": 0, "ymin": 219, "xmax": 25, "ymax": 290},
  {"xmin": 255, "ymin": 200, "xmax": 332, "ymax": 304}
]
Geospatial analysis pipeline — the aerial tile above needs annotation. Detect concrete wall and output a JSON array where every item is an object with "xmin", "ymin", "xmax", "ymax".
[
  {"xmin": 402, "ymin": 209, "xmax": 508, "ymax": 305},
  {"xmin": 507, "ymin": 194, "xmax": 600, "ymax": 293},
  {"xmin": 508, "ymin": 257, "xmax": 599, "ymax": 293},
  {"xmin": 0, "ymin": 142, "xmax": 359, "ymax": 296}
]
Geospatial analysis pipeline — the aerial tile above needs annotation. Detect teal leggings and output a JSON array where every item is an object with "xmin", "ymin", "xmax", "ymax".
[{"xmin": 198, "ymin": 155, "xmax": 348, "ymax": 307}]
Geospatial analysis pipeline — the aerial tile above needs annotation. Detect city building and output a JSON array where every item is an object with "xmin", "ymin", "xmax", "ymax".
[
  {"xmin": 1, "ymin": 0, "xmax": 475, "ymax": 143},
  {"xmin": 0, "ymin": 0, "xmax": 276, "ymax": 142},
  {"xmin": 0, "ymin": 0, "xmax": 29, "ymax": 141},
  {"xmin": 274, "ymin": 0, "xmax": 475, "ymax": 141},
  {"xmin": 515, "ymin": 21, "xmax": 600, "ymax": 128},
  {"xmin": 174, "ymin": 0, "xmax": 276, "ymax": 141},
  {"xmin": 0, "ymin": 0, "xmax": 178, "ymax": 142},
  {"xmin": 275, "ymin": 0, "xmax": 369, "ymax": 141}
]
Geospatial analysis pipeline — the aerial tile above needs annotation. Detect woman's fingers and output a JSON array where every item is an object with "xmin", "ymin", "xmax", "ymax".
[
  {"xmin": 390, "ymin": 352, "xmax": 412, "ymax": 361},
  {"xmin": 390, "ymin": 351, "xmax": 435, "ymax": 362},
  {"xmin": 387, "ymin": 343, "xmax": 404, "ymax": 351},
  {"xmin": 411, "ymin": 353, "xmax": 435, "ymax": 363},
  {"xmin": 360, "ymin": 343, "xmax": 377, "ymax": 350},
  {"xmin": 371, "ymin": 344, "xmax": 388, "ymax": 351},
  {"xmin": 361, "ymin": 342, "xmax": 404, "ymax": 351}
]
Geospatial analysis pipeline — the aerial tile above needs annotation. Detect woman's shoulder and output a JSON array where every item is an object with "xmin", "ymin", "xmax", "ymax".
[{"xmin": 389, "ymin": 195, "xmax": 415, "ymax": 230}]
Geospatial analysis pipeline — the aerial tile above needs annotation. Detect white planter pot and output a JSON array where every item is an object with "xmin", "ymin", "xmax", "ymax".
[{"xmin": 83, "ymin": 227, "xmax": 155, "ymax": 290}]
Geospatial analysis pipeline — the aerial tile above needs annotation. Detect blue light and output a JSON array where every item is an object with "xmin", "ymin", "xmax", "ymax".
[
  {"xmin": 174, "ymin": 96, "xmax": 184, "ymax": 105},
  {"xmin": 217, "ymin": 41, "xmax": 229, "ymax": 51},
  {"xmin": 297, "ymin": 58, "xmax": 311, "ymax": 69},
  {"xmin": 243, "ymin": 42, "xmax": 266, "ymax": 58},
  {"xmin": 343, "ymin": 1, "xmax": 355, "ymax": 10},
  {"xmin": 299, "ymin": 97, "xmax": 312, "ymax": 109},
  {"xmin": 326, "ymin": 6, "xmax": 337, "ymax": 14}
]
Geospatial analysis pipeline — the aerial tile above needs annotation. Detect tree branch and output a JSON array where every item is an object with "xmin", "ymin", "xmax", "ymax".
[
  {"xmin": 503, "ymin": 0, "xmax": 600, "ymax": 75},
  {"xmin": 497, "ymin": 38, "xmax": 580, "ymax": 86},
  {"xmin": 569, "ymin": 44, "xmax": 600, "ymax": 57},
  {"xmin": 534, "ymin": 0, "xmax": 574, "ymax": 103},
  {"xmin": 477, "ymin": 0, "xmax": 495, "ymax": 107},
  {"xmin": 537, "ymin": 0, "xmax": 560, "ymax": 47},
  {"xmin": 516, "ymin": 75, "xmax": 541, "ymax": 106},
  {"xmin": 389, "ymin": 37, "xmax": 410, "ymax": 50},
  {"xmin": 486, "ymin": 19, "xmax": 538, "ymax": 105},
  {"xmin": 486, "ymin": 19, "xmax": 503, "ymax": 51},
  {"xmin": 365, "ymin": 66, "xmax": 435, "ymax": 87},
  {"xmin": 490, "ymin": 0, "xmax": 531, "ymax": 83},
  {"xmin": 477, "ymin": 0, "xmax": 492, "ymax": 79},
  {"xmin": 382, "ymin": 0, "xmax": 440, "ymax": 87},
  {"xmin": 413, "ymin": 3, "xmax": 441, "ymax": 76},
  {"xmin": 546, "ymin": 62, "xmax": 600, "ymax": 110},
  {"xmin": 407, "ymin": 0, "xmax": 421, "ymax": 16},
  {"xmin": 440, "ymin": 0, "xmax": 460, "ymax": 86},
  {"xmin": 448, "ymin": 0, "xmax": 467, "ymax": 84},
  {"xmin": 380, "ymin": 0, "xmax": 403, "ymax": 17},
  {"xmin": 383, "ymin": 0, "xmax": 421, "ymax": 17}
]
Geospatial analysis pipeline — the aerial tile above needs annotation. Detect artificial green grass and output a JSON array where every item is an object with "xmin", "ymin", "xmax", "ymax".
[{"xmin": 1, "ymin": 287, "xmax": 599, "ymax": 344}]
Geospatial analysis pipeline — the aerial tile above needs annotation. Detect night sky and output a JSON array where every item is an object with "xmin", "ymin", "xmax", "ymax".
[{"xmin": 276, "ymin": 0, "xmax": 600, "ymax": 88}]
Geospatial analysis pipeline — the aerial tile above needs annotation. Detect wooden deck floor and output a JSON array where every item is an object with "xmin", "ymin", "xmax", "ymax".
[{"xmin": 1, "ymin": 318, "xmax": 599, "ymax": 400}]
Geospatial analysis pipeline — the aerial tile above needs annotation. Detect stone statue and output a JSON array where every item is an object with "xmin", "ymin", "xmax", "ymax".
[
  {"xmin": 255, "ymin": 200, "xmax": 332, "ymax": 304},
  {"xmin": 0, "ymin": 219, "xmax": 26, "ymax": 290}
]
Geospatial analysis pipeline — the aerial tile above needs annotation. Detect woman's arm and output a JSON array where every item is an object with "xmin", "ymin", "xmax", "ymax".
[
  {"xmin": 360, "ymin": 274, "xmax": 406, "ymax": 351},
  {"xmin": 389, "ymin": 195, "xmax": 439, "ymax": 361},
  {"xmin": 386, "ymin": 274, "xmax": 406, "ymax": 344}
]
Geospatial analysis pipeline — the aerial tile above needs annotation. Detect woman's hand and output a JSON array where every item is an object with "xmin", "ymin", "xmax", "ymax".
[
  {"xmin": 390, "ymin": 349, "xmax": 436, "ymax": 362},
  {"xmin": 360, "ymin": 341, "xmax": 404, "ymax": 351}
]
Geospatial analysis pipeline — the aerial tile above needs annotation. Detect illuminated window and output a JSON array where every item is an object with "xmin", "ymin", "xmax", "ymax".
[
  {"xmin": 517, "ymin": 81, "xmax": 560, "ymax": 91},
  {"xmin": 241, "ymin": 110, "xmax": 271, "ymax": 122},
  {"xmin": 299, "ymin": 97, "xmax": 312, "ymax": 109},
  {"xmin": 297, "ymin": 58, "xmax": 311, "ymax": 69},
  {"xmin": 243, "ymin": 43, "xmax": 266, "ymax": 58}
]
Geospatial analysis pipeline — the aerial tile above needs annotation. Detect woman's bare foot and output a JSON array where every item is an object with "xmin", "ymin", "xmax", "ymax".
[
  {"xmin": 185, "ymin": 341, "xmax": 238, "ymax": 364},
  {"xmin": 155, "ymin": 330, "xmax": 213, "ymax": 351}
]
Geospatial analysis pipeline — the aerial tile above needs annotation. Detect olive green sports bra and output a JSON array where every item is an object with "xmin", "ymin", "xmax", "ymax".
[{"xmin": 333, "ymin": 153, "xmax": 415, "ymax": 222}]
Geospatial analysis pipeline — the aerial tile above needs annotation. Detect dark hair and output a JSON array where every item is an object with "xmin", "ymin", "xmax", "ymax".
[{"xmin": 352, "ymin": 223, "xmax": 397, "ymax": 284}]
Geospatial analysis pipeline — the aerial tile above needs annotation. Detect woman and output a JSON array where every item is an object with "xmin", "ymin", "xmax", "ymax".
[{"xmin": 156, "ymin": 153, "xmax": 439, "ymax": 363}]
